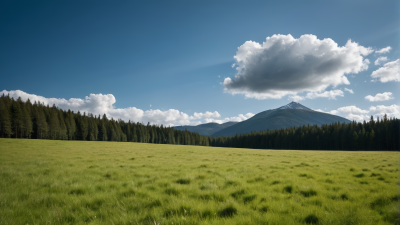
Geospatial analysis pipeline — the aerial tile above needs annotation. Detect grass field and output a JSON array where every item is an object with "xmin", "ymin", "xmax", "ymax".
[{"xmin": 0, "ymin": 139, "xmax": 398, "ymax": 224}]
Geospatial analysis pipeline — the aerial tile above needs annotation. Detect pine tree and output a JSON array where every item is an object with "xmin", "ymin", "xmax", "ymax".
[
  {"xmin": 0, "ymin": 98, "xmax": 12, "ymax": 137},
  {"xmin": 35, "ymin": 108, "xmax": 48, "ymax": 139},
  {"xmin": 67, "ymin": 111, "xmax": 76, "ymax": 140},
  {"xmin": 48, "ymin": 109, "xmax": 60, "ymax": 140},
  {"xmin": 58, "ymin": 111, "xmax": 68, "ymax": 140},
  {"xmin": 22, "ymin": 106, "xmax": 33, "ymax": 138},
  {"xmin": 11, "ymin": 101, "xmax": 23, "ymax": 138}
]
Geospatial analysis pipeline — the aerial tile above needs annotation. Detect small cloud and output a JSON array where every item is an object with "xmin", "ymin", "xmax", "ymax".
[
  {"xmin": 371, "ymin": 59, "xmax": 400, "ymax": 83},
  {"xmin": 369, "ymin": 104, "xmax": 400, "ymax": 117},
  {"xmin": 305, "ymin": 90, "xmax": 344, "ymax": 100},
  {"xmin": 344, "ymin": 88, "xmax": 354, "ymax": 94},
  {"xmin": 376, "ymin": 46, "xmax": 392, "ymax": 54},
  {"xmin": 288, "ymin": 95, "xmax": 305, "ymax": 101},
  {"xmin": 192, "ymin": 111, "xmax": 221, "ymax": 120},
  {"xmin": 374, "ymin": 56, "xmax": 388, "ymax": 65},
  {"xmin": 204, "ymin": 112, "xmax": 254, "ymax": 124},
  {"xmin": 231, "ymin": 63, "xmax": 236, "ymax": 68},
  {"xmin": 365, "ymin": 92, "xmax": 394, "ymax": 102},
  {"xmin": 327, "ymin": 104, "xmax": 400, "ymax": 122},
  {"xmin": 150, "ymin": 104, "xmax": 152, "ymax": 107}
]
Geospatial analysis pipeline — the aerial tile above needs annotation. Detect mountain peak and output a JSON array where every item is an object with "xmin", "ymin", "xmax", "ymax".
[{"xmin": 276, "ymin": 101, "xmax": 312, "ymax": 111}]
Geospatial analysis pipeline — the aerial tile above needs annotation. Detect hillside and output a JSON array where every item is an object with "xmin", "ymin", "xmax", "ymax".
[
  {"xmin": 173, "ymin": 121, "xmax": 238, "ymax": 136},
  {"xmin": 212, "ymin": 102, "xmax": 351, "ymax": 137}
]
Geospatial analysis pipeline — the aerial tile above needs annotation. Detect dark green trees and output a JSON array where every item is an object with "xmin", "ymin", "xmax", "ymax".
[
  {"xmin": 0, "ymin": 94, "xmax": 398, "ymax": 151},
  {"xmin": 0, "ymin": 97, "xmax": 12, "ymax": 137}
]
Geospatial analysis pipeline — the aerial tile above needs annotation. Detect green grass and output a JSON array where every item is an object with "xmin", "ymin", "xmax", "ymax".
[{"xmin": 0, "ymin": 139, "xmax": 398, "ymax": 225}]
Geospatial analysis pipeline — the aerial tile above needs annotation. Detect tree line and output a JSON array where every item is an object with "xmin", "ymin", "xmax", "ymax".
[
  {"xmin": 0, "ymin": 94, "xmax": 398, "ymax": 150},
  {"xmin": 210, "ymin": 117, "xmax": 399, "ymax": 151},
  {"xmin": 0, "ymin": 94, "xmax": 212, "ymax": 145}
]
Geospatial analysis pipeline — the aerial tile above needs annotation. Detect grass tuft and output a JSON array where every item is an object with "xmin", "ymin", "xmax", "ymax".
[
  {"xmin": 218, "ymin": 205, "xmax": 237, "ymax": 217},
  {"xmin": 225, "ymin": 180, "xmax": 239, "ymax": 186},
  {"xmin": 340, "ymin": 193, "xmax": 349, "ymax": 200},
  {"xmin": 69, "ymin": 188, "xmax": 86, "ymax": 195},
  {"xmin": 118, "ymin": 188, "xmax": 135, "ymax": 198},
  {"xmin": 304, "ymin": 214, "xmax": 319, "ymax": 224},
  {"xmin": 165, "ymin": 188, "xmax": 180, "ymax": 196},
  {"xmin": 325, "ymin": 179, "xmax": 333, "ymax": 184},
  {"xmin": 176, "ymin": 178, "xmax": 190, "ymax": 184},
  {"xmin": 242, "ymin": 194, "xmax": 257, "ymax": 203},
  {"xmin": 353, "ymin": 173, "xmax": 364, "ymax": 178},
  {"xmin": 146, "ymin": 199, "xmax": 162, "ymax": 208},
  {"xmin": 271, "ymin": 180, "xmax": 280, "ymax": 185},
  {"xmin": 300, "ymin": 189, "xmax": 317, "ymax": 197},
  {"xmin": 230, "ymin": 189, "xmax": 246, "ymax": 199},
  {"xmin": 283, "ymin": 185, "xmax": 293, "ymax": 193},
  {"xmin": 259, "ymin": 205, "xmax": 269, "ymax": 213}
]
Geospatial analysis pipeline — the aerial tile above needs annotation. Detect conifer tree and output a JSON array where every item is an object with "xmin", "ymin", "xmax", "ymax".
[
  {"xmin": 58, "ymin": 111, "xmax": 68, "ymax": 140},
  {"xmin": 0, "ymin": 98, "xmax": 12, "ymax": 137},
  {"xmin": 34, "ymin": 107, "xmax": 48, "ymax": 139},
  {"xmin": 11, "ymin": 101, "xmax": 23, "ymax": 138},
  {"xmin": 49, "ymin": 109, "xmax": 60, "ymax": 140},
  {"xmin": 22, "ymin": 106, "xmax": 33, "ymax": 138}
]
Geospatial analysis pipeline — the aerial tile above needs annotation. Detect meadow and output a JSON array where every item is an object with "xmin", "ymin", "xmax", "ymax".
[{"xmin": 0, "ymin": 139, "xmax": 398, "ymax": 224}]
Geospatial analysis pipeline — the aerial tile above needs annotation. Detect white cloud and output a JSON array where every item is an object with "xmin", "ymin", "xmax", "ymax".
[
  {"xmin": 374, "ymin": 56, "xmax": 388, "ymax": 65},
  {"xmin": 329, "ymin": 110, "xmax": 338, "ymax": 115},
  {"xmin": 0, "ymin": 90, "xmax": 226, "ymax": 126},
  {"xmin": 231, "ymin": 63, "xmax": 236, "ymax": 68},
  {"xmin": 344, "ymin": 88, "xmax": 354, "ymax": 94},
  {"xmin": 335, "ymin": 106, "xmax": 369, "ymax": 115},
  {"xmin": 305, "ymin": 90, "xmax": 344, "ymax": 100},
  {"xmin": 375, "ymin": 46, "xmax": 392, "ymax": 54},
  {"xmin": 327, "ymin": 104, "xmax": 400, "ymax": 122},
  {"xmin": 204, "ymin": 113, "xmax": 255, "ymax": 124},
  {"xmin": 365, "ymin": 92, "xmax": 394, "ymax": 102},
  {"xmin": 223, "ymin": 34, "xmax": 373, "ymax": 99},
  {"xmin": 346, "ymin": 114, "xmax": 370, "ymax": 122},
  {"xmin": 314, "ymin": 109, "xmax": 325, "ymax": 113},
  {"xmin": 369, "ymin": 104, "xmax": 400, "ymax": 117},
  {"xmin": 288, "ymin": 95, "xmax": 305, "ymax": 101},
  {"xmin": 193, "ymin": 111, "xmax": 221, "ymax": 119},
  {"xmin": 329, "ymin": 106, "xmax": 369, "ymax": 122},
  {"xmin": 371, "ymin": 59, "xmax": 400, "ymax": 82}
]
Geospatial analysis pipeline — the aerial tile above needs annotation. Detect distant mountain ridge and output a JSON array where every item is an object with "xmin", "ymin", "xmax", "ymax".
[
  {"xmin": 173, "ymin": 121, "xmax": 238, "ymax": 136},
  {"xmin": 211, "ymin": 102, "xmax": 351, "ymax": 137}
]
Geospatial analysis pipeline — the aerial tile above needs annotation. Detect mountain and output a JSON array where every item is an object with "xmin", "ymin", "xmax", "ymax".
[
  {"xmin": 211, "ymin": 102, "xmax": 351, "ymax": 137},
  {"xmin": 173, "ymin": 121, "xmax": 239, "ymax": 136}
]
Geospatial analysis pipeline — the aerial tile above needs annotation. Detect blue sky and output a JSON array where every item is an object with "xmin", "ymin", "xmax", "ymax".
[{"xmin": 1, "ymin": 0, "xmax": 399, "ymax": 126}]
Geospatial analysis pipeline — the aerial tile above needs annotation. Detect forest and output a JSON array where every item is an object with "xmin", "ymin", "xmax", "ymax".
[{"xmin": 0, "ymin": 94, "xmax": 398, "ymax": 151}]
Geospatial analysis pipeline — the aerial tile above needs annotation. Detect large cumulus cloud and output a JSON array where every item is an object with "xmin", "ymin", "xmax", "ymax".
[
  {"xmin": 224, "ymin": 34, "xmax": 373, "ymax": 99},
  {"xmin": 0, "ymin": 90, "xmax": 251, "ymax": 126}
]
